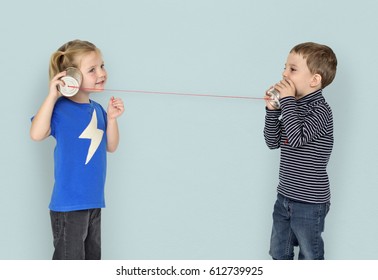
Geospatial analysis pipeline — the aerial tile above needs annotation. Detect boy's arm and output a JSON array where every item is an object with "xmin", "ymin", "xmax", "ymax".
[
  {"xmin": 263, "ymin": 89, "xmax": 282, "ymax": 149},
  {"xmin": 30, "ymin": 71, "xmax": 65, "ymax": 141},
  {"xmin": 264, "ymin": 108, "xmax": 282, "ymax": 149},
  {"xmin": 106, "ymin": 97, "xmax": 124, "ymax": 153},
  {"xmin": 280, "ymin": 97, "xmax": 332, "ymax": 148}
]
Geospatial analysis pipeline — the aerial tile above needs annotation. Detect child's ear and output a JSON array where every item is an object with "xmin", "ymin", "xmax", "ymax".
[{"xmin": 310, "ymin": 74, "xmax": 322, "ymax": 88}]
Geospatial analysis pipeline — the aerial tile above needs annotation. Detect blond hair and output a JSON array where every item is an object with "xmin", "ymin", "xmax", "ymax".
[
  {"xmin": 49, "ymin": 40, "xmax": 100, "ymax": 80},
  {"xmin": 290, "ymin": 42, "xmax": 337, "ymax": 89}
]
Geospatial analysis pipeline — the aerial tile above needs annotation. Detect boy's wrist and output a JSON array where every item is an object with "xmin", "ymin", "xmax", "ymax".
[{"xmin": 279, "ymin": 96, "xmax": 295, "ymax": 106}]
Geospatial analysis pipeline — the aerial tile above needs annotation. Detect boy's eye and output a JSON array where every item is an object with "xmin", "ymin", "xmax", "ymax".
[{"xmin": 89, "ymin": 68, "xmax": 95, "ymax": 73}]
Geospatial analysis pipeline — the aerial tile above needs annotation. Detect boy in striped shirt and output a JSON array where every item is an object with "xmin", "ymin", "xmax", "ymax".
[{"xmin": 264, "ymin": 42, "xmax": 337, "ymax": 260}]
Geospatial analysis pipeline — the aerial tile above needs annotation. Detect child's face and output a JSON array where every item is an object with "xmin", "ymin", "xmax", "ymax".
[
  {"xmin": 282, "ymin": 52, "xmax": 318, "ymax": 98},
  {"xmin": 79, "ymin": 51, "xmax": 107, "ymax": 92}
]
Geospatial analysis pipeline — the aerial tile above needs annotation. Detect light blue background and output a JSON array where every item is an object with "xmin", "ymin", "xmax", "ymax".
[{"xmin": 1, "ymin": 0, "xmax": 377, "ymax": 259}]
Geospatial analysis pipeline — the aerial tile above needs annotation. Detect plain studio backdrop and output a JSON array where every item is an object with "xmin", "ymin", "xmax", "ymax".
[{"xmin": 0, "ymin": 0, "xmax": 377, "ymax": 260}]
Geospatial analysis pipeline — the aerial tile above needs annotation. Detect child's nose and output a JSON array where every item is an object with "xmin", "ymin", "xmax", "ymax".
[
  {"xmin": 99, "ymin": 68, "xmax": 106, "ymax": 77},
  {"xmin": 282, "ymin": 68, "xmax": 288, "ymax": 78}
]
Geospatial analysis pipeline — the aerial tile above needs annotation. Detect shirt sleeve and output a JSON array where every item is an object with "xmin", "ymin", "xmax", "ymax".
[
  {"xmin": 280, "ymin": 96, "xmax": 332, "ymax": 148},
  {"xmin": 264, "ymin": 107, "xmax": 282, "ymax": 150}
]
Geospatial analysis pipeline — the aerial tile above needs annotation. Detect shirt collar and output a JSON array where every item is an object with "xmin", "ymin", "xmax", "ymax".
[{"xmin": 296, "ymin": 89, "xmax": 323, "ymax": 106}]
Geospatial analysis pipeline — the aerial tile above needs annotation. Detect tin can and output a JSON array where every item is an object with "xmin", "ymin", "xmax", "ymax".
[
  {"xmin": 266, "ymin": 88, "xmax": 280, "ymax": 109},
  {"xmin": 58, "ymin": 67, "xmax": 83, "ymax": 97}
]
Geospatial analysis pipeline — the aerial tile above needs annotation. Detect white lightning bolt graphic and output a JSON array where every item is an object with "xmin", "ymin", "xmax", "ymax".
[{"xmin": 79, "ymin": 110, "xmax": 104, "ymax": 165}]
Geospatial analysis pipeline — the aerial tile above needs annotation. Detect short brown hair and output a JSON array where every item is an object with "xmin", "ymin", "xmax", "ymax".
[{"xmin": 290, "ymin": 42, "xmax": 337, "ymax": 89}]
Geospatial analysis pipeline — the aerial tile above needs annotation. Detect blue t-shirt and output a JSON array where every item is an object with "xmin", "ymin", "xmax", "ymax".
[{"xmin": 49, "ymin": 97, "xmax": 107, "ymax": 211}]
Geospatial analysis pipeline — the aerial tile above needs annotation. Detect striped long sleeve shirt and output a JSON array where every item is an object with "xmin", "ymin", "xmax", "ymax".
[{"xmin": 264, "ymin": 89, "xmax": 333, "ymax": 203}]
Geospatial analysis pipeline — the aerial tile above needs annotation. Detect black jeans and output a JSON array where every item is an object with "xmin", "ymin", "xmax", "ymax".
[{"xmin": 50, "ymin": 209, "xmax": 101, "ymax": 260}]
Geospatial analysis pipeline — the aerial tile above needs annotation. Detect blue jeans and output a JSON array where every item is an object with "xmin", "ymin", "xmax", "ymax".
[
  {"xmin": 50, "ymin": 209, "xmax": 101, "ymax": 260},
  {"xmin": 269, "ymin": 194, "xmax": 330, "ymax": 260}
]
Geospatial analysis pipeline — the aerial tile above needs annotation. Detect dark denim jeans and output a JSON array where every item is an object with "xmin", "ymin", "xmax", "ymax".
[
  {"xmin": 50, "ymin": 209, "xmax": 101, "ymax": 260},
  {"xmin": 269, "ymin": 193, "xmax": 330, "ymax": 260}
]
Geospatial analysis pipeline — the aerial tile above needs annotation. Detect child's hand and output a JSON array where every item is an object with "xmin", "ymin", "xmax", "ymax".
[
  {"xmin": 274, "ymin": 79, "xmax": 295, "ymax": 99},
  {"xmin": 49, "ymin": 71, "xmax": 66, "ymax": 97},
  {"xmin": 107, "ymin": 97, "xmax": 124, "ymax": 120}
]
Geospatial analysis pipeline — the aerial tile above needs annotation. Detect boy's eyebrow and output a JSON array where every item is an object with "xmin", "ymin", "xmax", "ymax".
[{"xmin": 286, "ymin": 63, "xmax": 298, "ymax": 67}]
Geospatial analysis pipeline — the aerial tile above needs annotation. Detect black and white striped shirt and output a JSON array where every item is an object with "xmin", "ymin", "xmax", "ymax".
[{"xmin": 264, "ymin": 89, "xmax": 333, "ymax": 203}]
